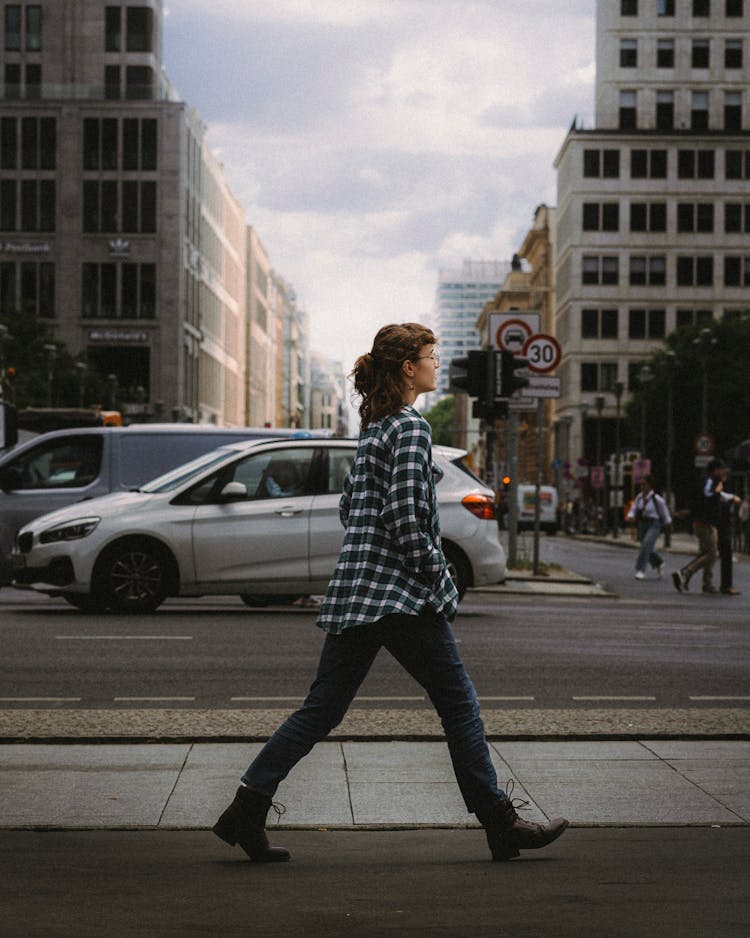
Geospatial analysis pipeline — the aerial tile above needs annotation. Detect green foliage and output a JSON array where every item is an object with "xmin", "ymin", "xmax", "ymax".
[
  {"xmin": 627, "ymin": 317, "xmax": 750, "ymax": 507},
  {"xmin": 423, "ymin": 395, "xmax": 458, "ymax": 446},
  {"xmin": 0, "ymin": 310, "xmax": 109, "ymax": 408}
]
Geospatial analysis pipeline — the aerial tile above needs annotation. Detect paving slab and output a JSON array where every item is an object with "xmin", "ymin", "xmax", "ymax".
[{"xmin": 0, "ymin": 744, "xmax": 190, "ymax": 828}]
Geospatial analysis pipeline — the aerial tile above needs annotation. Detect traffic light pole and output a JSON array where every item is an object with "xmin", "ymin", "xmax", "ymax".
[
  {"xmin": 532, "ymin": 398, "xmax": 543, "ymax": 576},
  {"xmin": 506, "ymin": 410, "xmax": 519, "ymax": 567}
]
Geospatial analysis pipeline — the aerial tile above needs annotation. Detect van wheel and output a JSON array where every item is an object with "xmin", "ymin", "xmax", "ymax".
[
  {"xmin": 443, "ymin": 544, "xmax": 470, "ymax": 600},
  {"xmin": 94, "ymin": 539, "xmax": 171, "ymax": 614}
]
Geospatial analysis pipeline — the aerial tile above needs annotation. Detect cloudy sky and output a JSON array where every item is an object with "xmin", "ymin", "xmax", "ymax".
[{"xmin": 162, "ymin": 0, "xmax": 596, "ymax": 372}]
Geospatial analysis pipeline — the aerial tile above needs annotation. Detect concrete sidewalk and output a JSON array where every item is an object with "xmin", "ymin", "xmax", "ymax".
[{"xmin": 2, "ymin": 739, "xmax": 748, "ymax": 830}]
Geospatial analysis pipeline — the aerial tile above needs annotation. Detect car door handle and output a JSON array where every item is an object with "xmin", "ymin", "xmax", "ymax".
[{"xmin": 274, "ymin": 506, "xmax": 304, "ymax": 517}]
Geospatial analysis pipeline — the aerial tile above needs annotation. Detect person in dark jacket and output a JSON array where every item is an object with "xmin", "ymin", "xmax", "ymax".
[
  {"xmin": 212, "ymin": 323, "xmax": 568, "ymax": 864},
  {"xmin": 673, "ymin": 458, "xmax": 740, "ymax": 593}
]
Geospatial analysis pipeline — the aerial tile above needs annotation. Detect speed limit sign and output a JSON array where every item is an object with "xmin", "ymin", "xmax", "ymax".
[{"xmin": 522, "ymin": 333, "xmax": 562, "ymax": 374}]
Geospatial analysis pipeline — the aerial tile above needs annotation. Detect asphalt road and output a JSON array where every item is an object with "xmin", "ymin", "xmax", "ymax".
[
  {"xmin": 2, "ymin": 829, "xmax": 748, "ymax": 938},
  {"xmin": 0, "ymin": 536, "xmax": 748, "ymax": 712}
]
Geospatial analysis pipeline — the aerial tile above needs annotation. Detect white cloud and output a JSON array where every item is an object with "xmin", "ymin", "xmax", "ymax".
[{"xmin": 164, "ymin": 1, "xmax": 597, "ymax": 372}]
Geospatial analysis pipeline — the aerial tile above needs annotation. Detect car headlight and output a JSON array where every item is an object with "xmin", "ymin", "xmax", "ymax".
[{"xmin": 38, "ymin": 517, "xmax": 101, "ymax": 544}]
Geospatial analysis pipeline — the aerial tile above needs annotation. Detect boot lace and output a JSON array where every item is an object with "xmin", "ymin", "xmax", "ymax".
[
  {"xmin": 505, "ymin": 779, "xmax": 530, "ymax": 813},
  {"xmin": 270, "ymin": 800, "xmax": 286, "ymax": 824}
]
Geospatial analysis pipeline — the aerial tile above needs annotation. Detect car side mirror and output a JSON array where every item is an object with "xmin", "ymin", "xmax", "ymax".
[
  {"xmin": 0, "ymin": 465, "xmax": 22, "ymax": 492},
  {"xmin": 219, "ymin": 480, "xmax": 247, "ymax": 501}
]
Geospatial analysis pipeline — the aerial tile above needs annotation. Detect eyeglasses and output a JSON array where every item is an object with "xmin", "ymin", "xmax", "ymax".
[{"xmin": 415, "ymin": 351, "xmax": 440, "ymax": 366}]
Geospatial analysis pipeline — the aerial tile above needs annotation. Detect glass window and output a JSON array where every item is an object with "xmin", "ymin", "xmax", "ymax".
[
  {"xmin": 602, "ymin": 257, "xmax": 619, "ymax": 285},
  {"xmin": 104, "ymin": 65, "xmax": 120, "ymax": 100},
  {"xmin": 121, "ymin": 264, "xmax": 138, "ymax": 318},
  {"xmin": 692, "ymin": 39, "xmax": 710, "ymax": 68},
  {"xmin": 581, "ymin": 363, "xmax": 598, "ymax": 392},
  {"xmin": 141, "ymin": 181, "xmax": 156, "ymax": 232},
  {"xmin": 583, "ymin": 150, "xmax": 600, "ymax": 177},
  {"xmin": 582, "ymin": 256, "xmax": 599, "ymax": 285},
  {"xmin": 100, "ymin": 180, "xmax": 117, "ymax": 231},
  {"xmin": 125, "ymin": 66, "xmax": 153, "ymax": 100},
  {"xmin": 693, "ymin": 0, "xmax": 710, "ymax": 13},
  {"xmin": 619, "ymin": 90, "xmax": 637, "ymax": 129},
  {"xmin": 20, "ymin": 262, "xmax": 36, "ymax": 314},
  {"xmin": 7, "ymin": 437, "xmax": 103, "ymax": 490},
  {"xmin": 0, "ymin": 262, "xmax": 14, "ymax": 312},
  {"xmin": 4, "ymin": 63, "xmax": 20, "ymax": 99},
  {"xmin": 725, "ymin": 40, "xmax": 743, "ymax": 68},
  {"xmin": 126, "ymin": 7, "xmax": 153, "ymax": 52},
  {"xmin": 83, "ymin": 118, "xmax": 99, "ymax": 170},
  {"xmin": 657, "ymin": 39, "xmax": 674, "ymax": 68},
  {"xmin": 102, "ymin": 118, "xmax": 118, "ymax": 170},
  {"xmin": 82, "ymin": 263, "xmax": 98, "ymax": 318},
  {"xmin": 39, "ymin": 117, "xmax": 55, "ymax": 169},
  {"xmin": 582, "ymin": 308, "xmax": 598, "ymax": 338},
  {"xmin": 141, "ymin": 119, "xmax": 157, "ymax": 170},
  {"xmin": 21, "ymin": 178, "xmax": 36, "ymax": 230},
  {"xmin": 620, "ymin": 39, "xmax": 637, "ymax": 67},
  {"xmin": 601, "ymin": 309, "xmax": 618, "ymax": 338},
  {"xmin": 603, "ymin": 150, "xmax": 620, "ymax": 177},
  {"xmin": 726, "ymin": 0, "xmax": 743, "ymax": 15},
  {"xmin": 583, "ymin": 203, "xmax": 600, "ymax": 230},
  {"xmin": 629, "ymin": 309, "xmax": 646, "ymax": 339},
  {"xmin": 1, "ymin": 116, "xmax": 16, "ymax": 169},
  {"xmin": 101, "ymin": 264, "xmax": 116, "ymax": 317},
  {"xmin": 25, "ymin": 63, "xmax": 41, "ymax": 99},
  {"xmin": 83, "ymin": 181, "xmax": 98, "ymax": 232},
  {"xmin": 4, "ymin": 5, "xmax": 20, "ymax": 50},
  {"xmin": 25, "ymin": 5, "xmax": 41, "ymax": 51},
  {"xmin": 140, "ymin": 264, "xmax": 156, "ymax": 319},
  {"xmin": 1, "ymin": 178, "xmax": 16, "ymax": 230},
  {"xmin": 38, "ymin": 262, "xmax": 54, "ymax": 318},
  {"xmin": 658, "ymin": 0, "xmax": 675, "ymax": 14},
  {"xmin": 122, "ymin": 180, "xmax": 138, "ymax": 231},
  {"xmin": 656, "ymin": 90, "xmax": 674, "ymax": 129},
  {"xmin": 630, "ymin": 203, "xmax": 647, "ymax": 231},
  {"xmin": 123, "ymin": 118, "xmax": 139, "ymax": 170},
  {"xmin": 621, "ymin": 0, "xmax": 638, "ymax": 13},
  {"xmin": 630, "ymin": 256, "xmax": 646, "ymax": 286},
  {"xmin": 725, "ymin": 92, "xmax": 742, "ymax": 131},
  {"xmin": 691, "ymin": 91, "xmax": 710, "ymax": 130},
  {"xmin": 105, "ymin": 6, "xmax": 121, "ymax": 51},
  {"xmin": 21, "ymin": 116, "xmax": 37, "ymax": 169}
]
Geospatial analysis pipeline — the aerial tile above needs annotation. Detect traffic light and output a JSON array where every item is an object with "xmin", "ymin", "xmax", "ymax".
[
  {"xmin": 499, "ymin": 350, "xmax": 530, "ymax": 399},
  {"xmin": 448, "ymin": 350, "xmax": 488, "ymax": 398}
]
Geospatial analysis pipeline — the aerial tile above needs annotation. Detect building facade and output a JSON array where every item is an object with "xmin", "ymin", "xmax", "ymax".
[
  {"xmin": 0, "ymin": 0, "xmax": 248, "ymax": 424},
  {"xmin": 308, "ymin": 350, "xmax": 347, "ymax": 436},
  {"xmin": 433, "ymin": 259, "xmax": 510, "ymax": 401},
  {"xmin": 555, "ymin": 0, "xmax": 750, "ymax": 466}
]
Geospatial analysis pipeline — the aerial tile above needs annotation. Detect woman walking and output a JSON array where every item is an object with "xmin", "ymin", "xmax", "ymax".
[
  {"xmin": 213, "ymin": 323, "xmax": 568, "ymax": 863},
  {"xmin": 626, "ymin": 474, "xmax": 671, "ymax": 580}
]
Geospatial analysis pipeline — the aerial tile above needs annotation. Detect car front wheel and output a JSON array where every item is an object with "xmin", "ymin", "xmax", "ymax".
[{"xmin": 94, "ymin": 539, "xmax": 171, "ymax": 614}]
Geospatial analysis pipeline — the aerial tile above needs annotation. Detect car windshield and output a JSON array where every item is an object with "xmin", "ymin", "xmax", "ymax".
[{"xmin": 139, "ymin": 449, "xmax": 236, "ymax": 493}]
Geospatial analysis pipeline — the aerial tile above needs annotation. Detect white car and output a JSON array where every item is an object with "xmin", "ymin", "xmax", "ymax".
[{"xmin": 11, "ymin": 438, "xmax": 506, "ymax": 613}]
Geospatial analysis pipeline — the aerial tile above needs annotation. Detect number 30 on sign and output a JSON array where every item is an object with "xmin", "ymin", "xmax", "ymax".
[{"xmin": 521, "ymin": 333, "xmax": 562, "ymax": 374}]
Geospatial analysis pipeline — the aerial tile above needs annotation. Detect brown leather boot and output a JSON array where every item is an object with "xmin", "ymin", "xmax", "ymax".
[
  {"xmin": 477, "ymin": 798, "xmax": 569, "ymax": 861},
  {"xmin": 213, "ymin": 786, "xmax": 290, "ymax": 862}
]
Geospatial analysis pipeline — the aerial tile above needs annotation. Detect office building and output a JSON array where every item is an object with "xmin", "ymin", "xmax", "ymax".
[
  {"xmin": 0, "ymin": 0, "xmax": 247, "ymax": 424},
  {"xmin": 554, "ymin": 0, "xmax": 750, "ymax": 465}
]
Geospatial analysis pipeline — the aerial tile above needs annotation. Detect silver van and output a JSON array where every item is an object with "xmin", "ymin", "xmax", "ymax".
[{"xmin": 0, "ymin": 424, "xmax": 318, "ymax": 584}]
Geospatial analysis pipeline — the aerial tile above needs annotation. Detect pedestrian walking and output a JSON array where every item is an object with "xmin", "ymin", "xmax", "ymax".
[
  {"xmin": 212, "ymin": 323, "xmax": 568, "ymax": 863},
  {"xmin": 672, "ymin": 458, "xmax": 740, "ymax": 594},
  {"xmin": 626, "ymin": 474, "xmax": 671, "ymax": 580}
]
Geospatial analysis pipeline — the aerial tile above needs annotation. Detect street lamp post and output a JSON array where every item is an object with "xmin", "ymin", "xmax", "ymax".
[
  {"xmin": 664, "ymin": 351, "xmax": 676, "ymax": 548},
  {"xmin": 595, "ymin": 394, "xmax": 605, "ymax": 533},
  {"xmin": 638, "ymin": 363, "xmax": 653, "ymax": 457},
  {"xmin": 75, "ymin": 361, "xmax": 88, "ymax": 408},
  {"xmin": 692, "ymin": 327, "xmax": 717, "ymax": 432},
  {"xmin": 43, "ymin": 343, "xmax": 57, "ymax": 407},
  {"xmin": 613, "ymin": 381, "xmax": 624, "ymax": 538},
  {"xmin": 106, "ymin": 373, "xmax": 118, "ymax": 410}
]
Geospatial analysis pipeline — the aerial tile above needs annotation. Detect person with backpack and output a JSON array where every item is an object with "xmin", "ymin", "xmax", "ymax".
[
  {"xmin": 626, "ymin": 474, "xmax": 671, "ymax": 580},
  {"xmin": 672, "ymin": 458, "xmax": 740, "ymax": 594}
]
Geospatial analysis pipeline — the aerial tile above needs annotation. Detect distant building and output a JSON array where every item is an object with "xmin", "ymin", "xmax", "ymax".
[
  {"xmin": 433, "ymin": 259, "xmax": 510, "ymax": 401},
  {"xmin": 0, "ymin": 0, "xmax": 247, "ymax": 424},
  {"xmin": 555, "ymin": 0, "xmax": 750, "ymax": 465},
  {"xmin": 309, "ymin": 351, "xmax": 347, "ymax": 436}
]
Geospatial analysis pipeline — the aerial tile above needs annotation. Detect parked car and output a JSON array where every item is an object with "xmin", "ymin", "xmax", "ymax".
[
  {"xmin": 0, "ymin": 423, "xmax": 321, "ymax": 585},
  {"xmin": 11, "ymin": 438, "xmax": 506, "ymax": 613}
]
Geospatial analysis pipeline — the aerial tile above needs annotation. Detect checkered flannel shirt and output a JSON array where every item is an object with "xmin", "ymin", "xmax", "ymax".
[{"xmin": 317, "ymin": 405, "xmax": 459, "ymax": 634}]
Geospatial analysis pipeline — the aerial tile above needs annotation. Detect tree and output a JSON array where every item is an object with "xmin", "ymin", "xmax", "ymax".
[
  {"xmin": 627, "ymin": 317, "xmax": 750, "ymax": 508},
  {"xmin": 423, "ymin": 396, "xmax": 457, "ymax": 446},
  {"xmin": 0, "ymin": 310, "xmax": 110, "ymax": 409}
]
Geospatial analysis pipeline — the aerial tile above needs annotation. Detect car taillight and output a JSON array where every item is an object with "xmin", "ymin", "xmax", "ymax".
[{"xmin": 461, "ymin": 494, "xmax": 496, "ymax": 520}]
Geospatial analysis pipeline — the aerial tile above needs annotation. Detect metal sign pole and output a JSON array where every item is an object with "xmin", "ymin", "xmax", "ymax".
[
  {"xmin": 507, "ymin": 411, "xmax": 519, "ymax": 567},
  {"xmin": 533, "ymin": 398, "xmax": 543, "ymax": 576}
]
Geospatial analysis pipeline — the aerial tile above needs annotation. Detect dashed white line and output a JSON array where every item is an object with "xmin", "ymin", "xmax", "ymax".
[
  {"xmin": 56, "ymin": 635, "xmax": 193, "ymax": 641},
  {"xmin": 479, "ymin": 696, "xmax": 535, "ymax": 701},
  {"xmin": 572, "ymin": 696, "xmax": 657, "ymax": 701},
  {"xmin": 0, "ymin": 697, "xmax": 81, "ymax": 702},
  {"xmin": 231, "ymin": 696, "xmax": 305, "ymax": 702},
  {"xmin": 113, "ymin": 696, "xmax": 196, "ymax": 702},
  {"xmin": 689, "ymin": 695, "xmax": 750, "ymax": 701}
]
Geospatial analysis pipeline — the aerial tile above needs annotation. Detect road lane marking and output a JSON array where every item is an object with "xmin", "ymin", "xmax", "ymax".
[
  {"xmin": 689, "ymin": 695, "xmax": 750, "ymax": 701},
  {"xmin": 113, "ymin": 696, "xmax": 196, "ymax": 702},
  {"xmin": 231, "ymin": 696, "xmax": 305, "ymax": 702},
  {"xmin": 572, "ymin": 696, "xmax": 657, "ymax": 701},
  {"xmin": 56, "ymin": 635, "xmax": 193, "ymax": 640},
  {"xmin": 479, "ymin": 696, "xmax": 535, "ymax": 701},
  {"xmin": 354, "ymin": 696, "xmax": 425, "ymax": 701},
  {"xmin": 0, "ymin": 697, "xmax": 81, "ymax": 702}
]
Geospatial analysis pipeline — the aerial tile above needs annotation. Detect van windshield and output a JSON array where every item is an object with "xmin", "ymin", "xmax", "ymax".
[{"xmin": 139, "ymin": 450, "xmax": 235, "ymax": 493}]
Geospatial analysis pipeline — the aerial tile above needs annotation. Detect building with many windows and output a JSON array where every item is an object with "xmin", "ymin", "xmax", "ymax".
[
  {"xmin": 433, "ymin": 259, "xmax": 509, "ymax": 401},
  {"xmin": 0, "ymin": 1, "xmax": 249, "ymax": 424},
  {"xmin": 554, "ymin": 0, "xmax": 750, "ymax": 466}
]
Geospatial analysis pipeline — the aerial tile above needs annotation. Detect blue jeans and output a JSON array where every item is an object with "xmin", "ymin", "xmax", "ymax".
[
  {"xmin": 636, "ymin": 519, "xmax": 663, "ymax": 573},
  {"xmin": 241, "ymin": 612, "xmax": 506, "ymax": 816}
]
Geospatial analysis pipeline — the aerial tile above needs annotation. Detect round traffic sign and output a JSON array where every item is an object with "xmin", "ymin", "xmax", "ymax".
[
  {"xmin": 521, "ymin": 333, "xmax": 561, "ymax": 374},
  {"xmin": 495, "ymin": 318, "xmax": 533, "ymax": 352}
]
